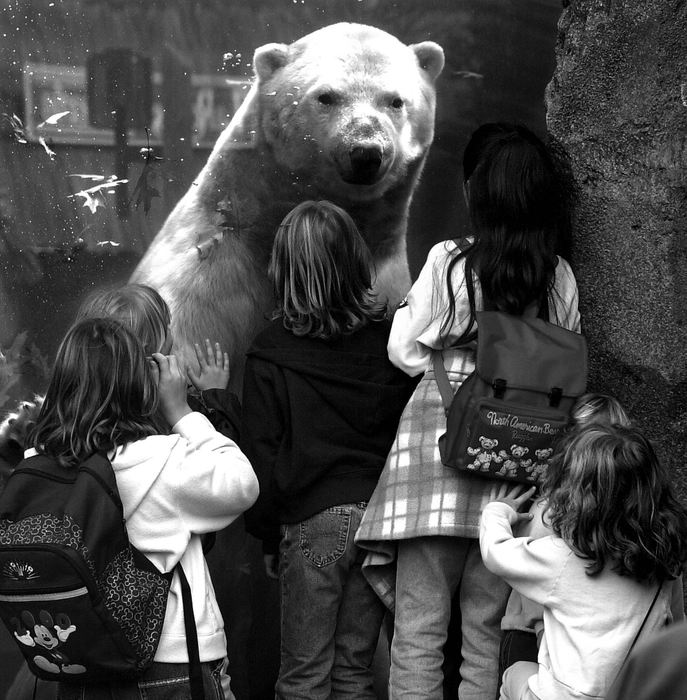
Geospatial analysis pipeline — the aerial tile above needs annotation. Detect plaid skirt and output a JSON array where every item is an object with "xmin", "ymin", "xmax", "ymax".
[{"xmin": 354, "ymin": 348, "xmax": 497, "ymax": 610}]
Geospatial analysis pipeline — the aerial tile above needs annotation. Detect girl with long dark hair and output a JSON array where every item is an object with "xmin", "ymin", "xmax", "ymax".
[{"xmin": 355, "ymin": 123, "xmax": 581, "ymax": 699}]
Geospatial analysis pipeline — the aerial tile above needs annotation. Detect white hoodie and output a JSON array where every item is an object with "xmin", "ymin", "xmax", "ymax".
[{"xmin": 29, "ymin": 411, "xmax": 259, "ymax": 664}]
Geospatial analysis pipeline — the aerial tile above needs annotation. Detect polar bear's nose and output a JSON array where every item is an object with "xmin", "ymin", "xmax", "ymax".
[{"xmin": 347, "ymin": 146, "xmax": 383, "ymax": 185}]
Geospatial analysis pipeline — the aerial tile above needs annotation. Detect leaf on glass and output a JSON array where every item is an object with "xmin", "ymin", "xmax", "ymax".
[
  {"xmin": 38, "ymin": 136, "xmax": 57, "ymax": 161},
  {"xmin": 37, "ymin": 111, "xmax": 71, "ymax": 128},
  {"xmin": 3, "ymin": 113, "xmax": 27, "ymax": 143},
  {"xmin": 131, "ymin": 165, "xmax": 161, "ymax": 214},
  {"xmin": 69, "ymin": 175, "xmax": 128, "ymax": 214},
  {"xmin": 69, "ymin": 174, "xmax": 107, "ymax": 182},
  {"xmin": 74, "ymin": 189, "xmax": 106, "ymax": 214}
]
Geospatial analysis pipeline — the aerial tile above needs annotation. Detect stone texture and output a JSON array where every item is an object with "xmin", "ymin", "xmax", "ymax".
[{"xmin": 546, "ymin": 0, "xmax": 687, "ymax": 497}]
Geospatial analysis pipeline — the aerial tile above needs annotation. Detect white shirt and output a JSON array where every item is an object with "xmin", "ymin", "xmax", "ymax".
[{"xmin": 480, "ymin": 501, "xmax": 674, "ymax": 700}]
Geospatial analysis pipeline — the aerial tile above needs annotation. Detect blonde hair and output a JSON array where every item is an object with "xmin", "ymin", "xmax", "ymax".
[
  {"xmin": 77, "ymin": 284, "xmax": 171, "ymax": 355},
  {"xmin": 570, "ymin": 393, "xmax": 630, "ymax": 428},
  {"xmin": 268, "ymin": 200, "xmax": 386, "ymax": 339}
]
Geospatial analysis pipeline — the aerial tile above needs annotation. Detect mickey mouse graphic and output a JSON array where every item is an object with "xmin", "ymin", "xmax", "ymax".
[{"xmin": 11, "ymin": 609, "xmax": 87, "ymax": 675}]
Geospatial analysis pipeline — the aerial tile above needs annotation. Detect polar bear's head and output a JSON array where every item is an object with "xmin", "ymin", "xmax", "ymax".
[{"xmin": 253, "ymin": 23, "xmax": 444, "ymax": 203}]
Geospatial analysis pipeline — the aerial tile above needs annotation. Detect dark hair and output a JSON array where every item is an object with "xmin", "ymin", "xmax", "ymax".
[
  {"xmin": 440, "ymin": 123, "xmax": 565, "ymax": 341},
  {"xmin": 268, "ymin": 199, "xmax": 387, "ymax": 340},
  {"xmin": 31, "ymin": 318, "xmax": 162, "ymax": 468},
  {"xmin": 76, "ymin": 283, "xmax": 171, "ymax": 355},
  {"xmin": 543, "ymin": 423, "xmax": 687, "ymax": 583}
]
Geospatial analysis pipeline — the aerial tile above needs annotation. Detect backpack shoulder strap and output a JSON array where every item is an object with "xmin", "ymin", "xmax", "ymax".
[
  {"xmin": 454, "ymin": 236, "xmax": 472, "ymax": 251},
  {"xmin": 176, "ymin": 564, "xmax": 205, "ymax": 700},
  {"xmin": 613, "ymin": 581, "xmax": 663, "ymax": 686},
  {"xmin": 432, "ymin": 351, "xmax": 454, "ymax": 413}
]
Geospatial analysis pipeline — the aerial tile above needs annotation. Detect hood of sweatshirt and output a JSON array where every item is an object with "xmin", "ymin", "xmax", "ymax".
[
  {"xmin": 110, "ymin": 434, "xmax": 180, "ymax": 519},
  {"xmin": 247, "ymin": 319, "xmax": 415, "ymax": 437}
]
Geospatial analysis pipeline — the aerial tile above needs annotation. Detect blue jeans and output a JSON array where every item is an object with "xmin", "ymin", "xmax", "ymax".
[
  {"xmin": 389, "ymin": 536, "xmax": 510, "ymax": 700},
  {"xmin": 57, "ymin": 658, "xmax": 234, "ymax": 699},
  {"xmin": 498, "ymin": 630, "xmax": 538, "ymax": 696},
  {"xmin": 276, "ymin": 503, "xmax": 386, "ymax": 700}
]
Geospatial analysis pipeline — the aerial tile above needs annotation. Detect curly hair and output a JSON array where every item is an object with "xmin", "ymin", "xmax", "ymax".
[
  {"xmin": 31, "ymin": 318, "xmax": 163, "ymax": 468},
  {"xmin": 543, "ymin": 423, "xmax": 687, "ymax": 583},
  {"xmin": 268, "ymin": 200, "xmax": 387, "ymax": 340}
]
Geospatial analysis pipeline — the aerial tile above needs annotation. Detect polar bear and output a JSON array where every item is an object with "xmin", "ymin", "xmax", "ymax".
[{"xmin": 131, "ymin": 23, "xmax": 444, "ymax": 387}]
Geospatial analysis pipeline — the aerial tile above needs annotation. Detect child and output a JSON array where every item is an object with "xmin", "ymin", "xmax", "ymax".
[
  {"xmin": 498, "ymin": 393, "xmax": 634, "ymax": 678},
  {"xmin": 241, "ymin": 200, "xmax": 417, "ymax": 699},
  {"xmin": 480, "ymin": 424, "xmax": 687, "ymax": 700},
  {"xmin": 29, "ymin": 317, "xmax": 258, "ymax": 699},
  {"xmin": 1, "ymin": 285, "xmax": 246, "ymax": 698},
  {"xmin": 354, "ymin": 122, "xmax": 581, "ymax": 700},
  {"xmin": 0, "ymin": 283, "xmax": 240, "ymax": 461},
  {"xmin": 76, "ymin": 283, "xmax": 241, "ymax": 442}
]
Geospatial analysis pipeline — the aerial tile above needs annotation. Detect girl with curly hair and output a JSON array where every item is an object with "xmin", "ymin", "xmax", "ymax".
[{"xmin": 480, "ymin": 423, "xmax": 687, "ymax": 700}]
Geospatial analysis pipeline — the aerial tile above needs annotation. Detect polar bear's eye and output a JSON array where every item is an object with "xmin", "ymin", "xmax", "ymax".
[
  {"xmin": 391, "ymin": 97, "xmax": 404, "ymax": 109},
  {"xmin": 317, "ymin": 92, "xmax": 335, "ymax": 106}
]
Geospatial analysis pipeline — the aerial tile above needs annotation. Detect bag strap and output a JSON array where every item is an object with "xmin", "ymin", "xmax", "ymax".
[
  {"xmin": 432, "ymin": 351, "xmax": 454, "ymax": 414},
  {"xmin": 176, "ymin": 564, "xmax": 205, "ymax": 700},
  {"xmin": 615, "ymin": 581, "xmax": 663, "ymax": 681},
  {"xmin": 432, "ymin": 238, "xmax": 474, "ymax": 412}
]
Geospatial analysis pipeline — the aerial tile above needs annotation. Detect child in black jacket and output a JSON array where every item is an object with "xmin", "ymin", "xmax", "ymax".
[{"xmin": 242, "ymin": 200, "xmax": 417, "ymax": 700}]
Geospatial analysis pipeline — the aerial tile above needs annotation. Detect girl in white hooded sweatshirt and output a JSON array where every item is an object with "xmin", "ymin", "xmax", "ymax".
[{"xmin": 28, "ymin": 317, "xmax": 258, "ymax": 700}]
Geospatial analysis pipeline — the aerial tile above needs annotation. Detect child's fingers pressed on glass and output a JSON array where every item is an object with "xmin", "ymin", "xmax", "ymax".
[
  {"xmin": 489, "ymin": 482, "xmax": 510, "ymax": 501},
  {"xmin": 194, "ymin": 342, "xmax": 209, "ymax": 369},
  {"xmin": 510, "ymin": 485, "xmax": 537, "ymax": 510},
  {"xmin": 210, "ymin": 339, "xmax": 224, "ymax": 366}
]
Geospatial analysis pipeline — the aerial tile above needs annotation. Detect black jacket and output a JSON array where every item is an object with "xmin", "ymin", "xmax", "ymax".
[
  {"xmin": 187, "ymin": 388, "xmax": 241, "ymax": 444},
  {"xmin": 242, "ymin": 318, "xmax": 417, "ymax": 553}
]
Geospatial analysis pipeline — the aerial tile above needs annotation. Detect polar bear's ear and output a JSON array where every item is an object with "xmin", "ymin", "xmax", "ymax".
[
  {"xmin": 410, "ymin": 41, "xmax": 445, "ymax": 82},
  {"xmin": 254, "ymin": 43, "xmax": 290, "ymax": 81}
]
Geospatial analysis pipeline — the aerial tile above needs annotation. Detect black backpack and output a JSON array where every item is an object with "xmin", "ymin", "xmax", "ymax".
[
  {"xmin": 0, "ymin": 452, "xmax": 203, "ymax": 696},
  {"xmin": 434, "ymin": 309, "xmax": 588, "ymax": 485}
]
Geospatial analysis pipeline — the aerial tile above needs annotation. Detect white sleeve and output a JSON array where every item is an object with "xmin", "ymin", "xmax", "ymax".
[
  {"xmin": 388, "ymin": 241, "xmax": 473, "ymax": 376},
  {"xmin": 166, "ymin": 412, "xmax": 259, "ymax": 534},
  {"xmin": 552, "ymin": 257, "xmax": 581, "ymax": 333},
  {"xmin": 479, "ymin": 501, "xmax": 568, "ymax": 606}
]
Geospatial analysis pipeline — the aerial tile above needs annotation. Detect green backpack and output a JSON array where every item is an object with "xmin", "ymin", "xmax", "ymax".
[{"xmin": 434, "ymin": 309, "xmax": 588, "ymax": 485}]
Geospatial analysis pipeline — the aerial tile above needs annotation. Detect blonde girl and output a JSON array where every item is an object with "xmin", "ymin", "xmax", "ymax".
[
  {"xmin": 76, "ymin": 283, "xmax": 240, "ymax": 441},
  {"xmin": 241, "ymin": 200, "xmax": 416, "ymax": 699}
]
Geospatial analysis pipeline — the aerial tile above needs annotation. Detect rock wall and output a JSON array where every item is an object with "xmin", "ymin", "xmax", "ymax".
[{"xmin": 546, "ymin": 0, "xmax": 687, "ymax": 497}]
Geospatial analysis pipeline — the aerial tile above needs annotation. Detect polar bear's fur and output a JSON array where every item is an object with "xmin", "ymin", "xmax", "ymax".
[{"xmin": 131, "ymin": 23, "xmax": 444, "ymax": 387}]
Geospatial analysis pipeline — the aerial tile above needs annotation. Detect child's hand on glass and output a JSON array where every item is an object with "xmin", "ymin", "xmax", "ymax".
[
  {"xmin": 187, "ymin": 339, "xmax": 230, "ymax": 391},
  {"xmin": 488, "ymin": 483, "xmax": 536, "ymax": 525},
  {"xmin": 150, "ymin": 353, "xmax": 192, "ymax": 427}
]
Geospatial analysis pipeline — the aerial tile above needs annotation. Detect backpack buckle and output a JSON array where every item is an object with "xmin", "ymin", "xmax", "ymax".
[
  {"xmin": 492, "ymin": 378, "xmax": 507, "ymax": 399},
  {"xmin": 549, "ymin": 387, "xmax": 563, "ymax": 408}
]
